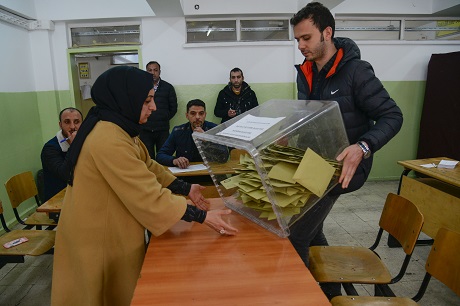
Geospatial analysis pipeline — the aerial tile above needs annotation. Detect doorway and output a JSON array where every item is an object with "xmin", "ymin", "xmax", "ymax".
[{"xmin": 68, "ymin": 46, "xmax": 142, "ymax": 117}]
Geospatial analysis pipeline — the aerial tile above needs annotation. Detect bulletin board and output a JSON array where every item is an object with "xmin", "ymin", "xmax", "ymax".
[{"xmin": 78, "ymin": 62, "xmax": 90, "ymax": 79}]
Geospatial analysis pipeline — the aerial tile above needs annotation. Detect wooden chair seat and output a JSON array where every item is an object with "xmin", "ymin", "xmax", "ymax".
[
  {"xmin": 0, "ymin": 198, "xmax": 55, "ymax": 269},
  {"xmin": 308, "ymin": 193, "xmax": 424, "ymax": 296},
  {"xmin": 309, "ymin": 246, "xmax": 392, "ymax": 284},
  {"xmin": 329, "ymin": 227, "xmax": 460, "ymax": 305},
  {"xmin": 0, "ymin": 230, "xmax": 55, "ymax": 256},
  {"xmin": 331, "ymin": 296, "xmax": 418, "ymax": 306}
]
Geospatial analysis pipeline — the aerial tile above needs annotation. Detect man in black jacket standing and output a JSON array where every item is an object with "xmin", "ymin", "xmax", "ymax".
[
  {"xmin": 289, "ymin": 2, "xmax": 403, "ymax": 299},
  {"xmin": 214, "ymin": 67, "xmax": 258, "ymax": 123},
  {"xmin": 140, "ymin": 61, "xmax": 178, "ymax": 158}
]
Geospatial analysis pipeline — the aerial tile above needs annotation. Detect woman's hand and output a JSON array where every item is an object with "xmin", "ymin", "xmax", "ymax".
[
  {"xmin": 204, "ymin": 209, "xmax": 238, "ymax": 236},
  {"xmin": 188, "ymin": 184, "xmax": 210, "ymax": 211}
]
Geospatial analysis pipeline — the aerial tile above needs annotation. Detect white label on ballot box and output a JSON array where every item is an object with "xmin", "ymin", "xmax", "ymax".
[{"xmin": 216, "ymin": 114, "xmax": 285, "ymax": 141}]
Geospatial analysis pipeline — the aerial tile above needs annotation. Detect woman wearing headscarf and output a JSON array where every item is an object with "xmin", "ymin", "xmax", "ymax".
[{"xmin": 51, "ymin": 66, "xmax": 237, "ymax": 306}]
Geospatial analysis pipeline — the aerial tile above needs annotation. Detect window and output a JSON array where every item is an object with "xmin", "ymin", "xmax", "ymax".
[
  {"xmin": 404, "ymin": 20, "xmax": 460, "ymax": 41},
  {"xmin": 186, "ymin": 20, "xmax": 236, "ymax": 43},
  {"xmin": 240, "ymin": 20, "xmax": 289, "ymax": 41},
  {"xmin": 186, "ymin": 18, "xmax": 290, "ymax": 44},
  {"xmin": 335, "ymin": 19, "xmax": 401, "ymax": 40},
  {"xmin": 335, "ymin": 18, "xmax": 460, "ymax": 41},
  {"xmin": 70, "ymin": 25, "xmax": 141, "ymax": 48}
]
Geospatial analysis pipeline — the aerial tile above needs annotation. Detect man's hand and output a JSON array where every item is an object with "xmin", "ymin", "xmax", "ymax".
[
  {"xmin": 228, "ymin": 108, "xmax": 236, "ymax": 118},
  {"xmin": 188, "ymin": 184, "xmax": 210, "ymax": 211},
  {"xmin": 67, "ymin": 131, "xmax": 77, "ymax": 144},
  {"xmin": 193, "ymin": 126, "xmax": 204, "ymax": 133},
  {"xmin": 173, "ymin": 157, "xmax": 190, "ymax": 169},
  {"xmin": 336, "ymin": 144, "xmax": 364, "ymax": 189}
]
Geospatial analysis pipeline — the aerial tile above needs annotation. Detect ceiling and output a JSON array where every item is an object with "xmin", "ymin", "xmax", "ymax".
[
  {"xmin": 146, "ymin": 0, "xmax": 460, "ymax": 17},
  {"xmin": 1, "ymin": 0, "xmax": 459, "ymax": 30}
]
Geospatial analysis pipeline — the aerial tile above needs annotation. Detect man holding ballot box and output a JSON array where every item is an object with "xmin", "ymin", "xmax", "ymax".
[{"xmin": 289, "ymin": 2, "xmax": 403, "ymax": 299}]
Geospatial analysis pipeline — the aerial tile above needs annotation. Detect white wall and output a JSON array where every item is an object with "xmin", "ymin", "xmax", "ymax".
[
  {"xmin": 0, "ymin": 22, "xmax": 35, "ymax": 92},
  {"xmin": 293, "ymin": 39, "xmax": 460, "ymax": 82},
  {"xmin": 359, "ymin": 43, "xmax": 460, "ymax": 81},
  {"xmin": 33, "ymin": 0, "xmax": 154, "ymax": 21},
  {"xmin": 3, "ymin": 15, "xmax": 460, "ymax": 94},
  {"xmin": 141, "ymin": 17, "xmax": 295, "ymax": 86}
]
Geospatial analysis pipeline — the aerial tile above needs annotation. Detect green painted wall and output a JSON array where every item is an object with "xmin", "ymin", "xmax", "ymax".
[
  {"xmin": 368, "ymin": 81, "xmax": 426, "ymax": 180},
  {"xmin": 171, "ymin": 82, "xmax": 296, "ymax": 127},
  {"xmin": 0, "ymin": 92, "xmax": 44, "ymax": 228},
  {"xmin": 0, "ymin": 80, "xmax": 425, "ymax": 228}
]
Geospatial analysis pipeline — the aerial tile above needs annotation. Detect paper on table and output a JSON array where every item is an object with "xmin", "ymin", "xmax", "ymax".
[
  {"xmin": 168, "ymin": 164, "xmax": 207, "ymax": 174},
  {"xmin": 293, "ymin": 148, "xmax": 335, "ymax": 197},
  {"xmin": 438, "ymin": 160, "xmax": 459, "ymax": 169},
  {"xmin": 420, "ymin": 163, "xmax": 437, "ymax": 168},
  {"xmin": 216, "ymin": 114, "xmax": 285, "ymax": 141}
]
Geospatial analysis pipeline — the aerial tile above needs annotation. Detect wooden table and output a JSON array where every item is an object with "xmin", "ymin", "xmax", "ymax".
[
  {"xmin": 391, "ymin": 157, "xmax": 460, "ymax": 246},
  {"xmin": 35, "ymin": 160, "xmax": 239, "ymax": 221},
  {"xmin": 36, "ymin": 188, "xmax": 66, "ymax": 222},
  {"xmin": 131, "ymin": 198, "xmax": 330, "ymax": 306},
  {"xmin": 397, "ymin": 157, "xmax": 460, "ymax": 188}
]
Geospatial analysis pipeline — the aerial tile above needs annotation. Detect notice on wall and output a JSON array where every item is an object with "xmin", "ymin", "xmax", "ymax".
[{"xmin": 216, "ymin": 114, "xmax": 285, "ymax": 141}]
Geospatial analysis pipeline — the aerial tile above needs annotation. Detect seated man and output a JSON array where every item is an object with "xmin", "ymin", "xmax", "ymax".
[
  {"xmin": 40, "ymin": 107, "xmax": 83, "ymax": 202},
  {"xmin": 156, "ymin": 99, "xmax": 228, "ymax": 183}
]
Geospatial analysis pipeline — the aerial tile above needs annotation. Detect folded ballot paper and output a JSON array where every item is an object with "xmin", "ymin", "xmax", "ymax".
[
  {"xmin": 221, "ymin": 144, "xmax": 341, "ymax": 222},
  {"xmin": 437, "ymin": 159, "xmax": 459, "ymax": 169}
]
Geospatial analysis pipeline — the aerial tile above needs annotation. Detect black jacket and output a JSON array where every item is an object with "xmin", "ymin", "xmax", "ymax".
[
  {"xmin": 156, "ymin": 121, "xmax": 223, "ymax": 166},
  {"xmin": 214, "ymin": 82, "xmax": 258, "ymax": 123},
  {"xmin": 295, "ymin": 37, "xmax": 403, "ymax": 194},
  {"xmin": 41, "ymin": 136, "xmax": 69, "ymax": 202},
  {"xmin": 142, "ymin": 79, "xmax": 177, "ymax": 132}
]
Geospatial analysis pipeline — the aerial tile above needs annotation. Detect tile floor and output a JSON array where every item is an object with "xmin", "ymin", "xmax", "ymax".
[{"xmin": 0, "ymin": 180, "xmax": 459, "ymax": 305}]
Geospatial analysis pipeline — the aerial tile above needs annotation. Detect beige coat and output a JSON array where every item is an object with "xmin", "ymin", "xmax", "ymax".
[{"xmin": 51, "ymin": 121, "xmax": 187, "ymax": 306}]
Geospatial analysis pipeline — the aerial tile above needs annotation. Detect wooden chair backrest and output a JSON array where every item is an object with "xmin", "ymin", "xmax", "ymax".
[
  {"xmin": 379, "ymin": 193, "xmax": 424, "ymax": 255},
  {"xmin": 426, "ymin": 227, "xmax": 460, "ymax": 297},
  {"xmin": 4, "ymin": 171, "xmax": 38, "ymax": 209}
]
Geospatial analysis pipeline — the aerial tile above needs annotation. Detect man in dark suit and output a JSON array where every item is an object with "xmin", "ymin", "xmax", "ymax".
[{"xmin": 140, "ymin": 61, "xmax": 178, "ymax": 159}]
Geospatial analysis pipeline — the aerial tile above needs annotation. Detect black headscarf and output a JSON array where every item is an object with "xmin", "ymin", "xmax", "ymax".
[{"xmin": 67, "ymin": 66, "xmax": 153, "ymax": 185}]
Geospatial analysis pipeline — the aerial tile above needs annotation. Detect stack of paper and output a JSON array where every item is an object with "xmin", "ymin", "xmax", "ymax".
[{"xmin": 221, "ymin": 144, "xmax": 342, "ymax": 220}]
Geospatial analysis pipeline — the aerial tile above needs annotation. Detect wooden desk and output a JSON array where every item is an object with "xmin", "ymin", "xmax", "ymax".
[
  {"xmin": 164, "ymin": 160, "xmax": 239, "ymax": 177},
  {"xmin": 395, "ymin": 157, "xmax": 460, "ymax": 242},
  {"xmin": 36, "ymin": 188, "xmax": 65, "ymax": 222},
  {"xmin": 397, "ymin": 157, "xmax": 460, "ymax": 188},
  {"xmin": 131, "ymin": 198, "xmax": 330, "ymax": 306}
]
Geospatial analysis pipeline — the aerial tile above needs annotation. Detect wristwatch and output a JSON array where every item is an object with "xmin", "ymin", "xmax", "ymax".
[{"xmin": 357, "ymin": 141, "xmax": 371, "ymax": 159}]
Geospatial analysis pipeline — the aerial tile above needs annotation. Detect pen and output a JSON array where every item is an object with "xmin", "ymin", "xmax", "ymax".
[{"xmin": 60, "ymin": 137, "xmax": 69, "ymax": 143}]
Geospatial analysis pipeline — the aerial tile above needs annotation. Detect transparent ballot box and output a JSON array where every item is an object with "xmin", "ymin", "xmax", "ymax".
[{"xmin": 193, "ymin": 99, "xmax": 349, "ymax": 237}]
